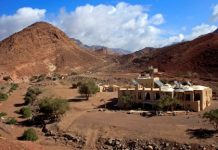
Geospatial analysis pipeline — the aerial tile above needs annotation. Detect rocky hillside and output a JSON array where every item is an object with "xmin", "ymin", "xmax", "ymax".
[
  {"xmin": 0, "ymin": 22, "xmax": 102, "ymax": 80},
  {"xmin": 121, "ymin": 30, "xmax": 218, "ymax": 77},
  {"xmin": 71, "ymin": 38, "xmax": 130, "ymax": 56}
]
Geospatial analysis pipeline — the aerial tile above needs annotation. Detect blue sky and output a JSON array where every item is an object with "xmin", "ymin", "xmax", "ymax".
[{"xmin": 0, "ymin": 0, "xmax": 218, "ymax": 51}]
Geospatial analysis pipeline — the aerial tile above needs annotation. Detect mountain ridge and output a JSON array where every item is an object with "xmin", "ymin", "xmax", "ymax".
[
  {"xmin": 120, "ymin": 30, "xmax": 218, "ymax": 77},
  {"xmin": 0, "ymin": 22, "xmax": 101, "ymax": 80}
]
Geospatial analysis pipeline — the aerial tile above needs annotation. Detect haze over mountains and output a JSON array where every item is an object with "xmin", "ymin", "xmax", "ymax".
[
  {"xmin": 71, "ymin": 37, "xmax": 131, "ymax": 55},
  {"xmin": 0, "ymin": 21, "xmax": 217, "ymax": 80}
]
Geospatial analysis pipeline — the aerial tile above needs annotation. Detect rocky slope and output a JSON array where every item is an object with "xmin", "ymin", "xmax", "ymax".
[
  {"xmin": 71, "ymin": 38, "xmax": 130, "ymax": 56},
  {"xmin": 121, "ymin": 30, "xmax": 218, "ymax": 77},
  {"xmin": 0, "ymin": 22, "xmax": 102, "ymax": 80}
]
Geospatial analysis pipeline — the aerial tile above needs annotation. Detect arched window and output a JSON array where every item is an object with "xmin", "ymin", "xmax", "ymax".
[{"xmin": 146, "ymin": 93, "xmax": 151, "ymax": 100}]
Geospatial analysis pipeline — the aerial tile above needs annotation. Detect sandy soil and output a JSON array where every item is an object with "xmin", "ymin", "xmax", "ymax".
[{"xmin": 0, "ymin": 81, "xmax": 217, "ymax": 150}]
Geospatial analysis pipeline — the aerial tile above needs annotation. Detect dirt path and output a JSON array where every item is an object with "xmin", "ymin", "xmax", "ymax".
[
  {"xmin": 61, "ymin": 110, "xmax": 87, "ymax": 132},
  {"xmin": 84, "ymin": 129, "xmax": 98, "ymax": 150},
  {"xmin": 0, "ymin": 84, "xmax": 29, "ymax": 139},
  {"xmin": 0, "ymin": 84, "xmax": 28, "ymax": 118}
]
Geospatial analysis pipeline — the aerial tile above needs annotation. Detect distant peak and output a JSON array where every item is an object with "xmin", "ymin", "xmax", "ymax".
[{"xmin": 213, "ymin": 28, "xmax": 218, "ymax": 33}]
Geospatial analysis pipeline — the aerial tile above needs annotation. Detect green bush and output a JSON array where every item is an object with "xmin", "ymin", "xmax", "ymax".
[
  {"xmin": 203, "ymin": 109, "xmax": 218, "ymax": 130},
  {"xmin": 119, "ymin": 94, "xmax": 133, "ymax": 109},
  {"xmin": 0, "ymin": 92, "xmax": 8, "ymax": 101},
  {"xmin": 155, "ymin": 96, "xmax": 181, "ymax": 111},
  {"xmin": 9, "ymin": 83, "xmax": 19, "ymax": 93},
  {"xmin": 20, "ymin": 107, "xmax": 32, "ymax": 118},
  {"xmin": 78, "ymin": 81, "xmax": 99, "ymax": 100},
  {"xmin": 21, "ymin": 128, "xmax": 38, "ymax": 141},
  {"xmin": 39, "ymin": 97, "xmax": 69, "ymax": 121},
  {"xmin": 24, "ymin": 87, "xmax": 42, "ymax": 105},
  {"xmin": 6, "ymin": 117, "xmax": 17, "ymax": 125},
  {"xmin": 0, "ymin": 112, "xmax": 7, "ymax": 118}
]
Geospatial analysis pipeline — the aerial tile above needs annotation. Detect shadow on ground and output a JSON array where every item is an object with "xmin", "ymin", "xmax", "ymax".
[
  {"xmin": 68, "ymin": 96, "xmax": 87, "ymax": 102},
  {"xmin": 186, "ymin": 128, "xmax": 217, "ymax": 139},
  {"xmin": 18, "ymin": 115, "xmax": 47, "ymax": 128},
  {"xmin": 14, "ymin": 102, "xmax": 26, "ymax": 107},
  {"xmin": 97, "ymin": 98, "xmax": 119, "ymax": 110}
]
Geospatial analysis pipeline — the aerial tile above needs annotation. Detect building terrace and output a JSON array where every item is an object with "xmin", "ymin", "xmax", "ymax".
[{"xmin": 118, "ymin": 69, "xmax": 212, "ymax": 112}]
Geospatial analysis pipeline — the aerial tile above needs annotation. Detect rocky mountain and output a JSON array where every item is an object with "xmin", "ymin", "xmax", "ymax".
[
  {"xmin": 0, "ymin": 22, "xmax": 102, "ymax": 80},
  {"xmin": 121, "ymin": 29, "xmax": 218, "ymax": 77},
  {"xmin": 71, "ymin": 38, "xmax": 130, "ymax": 55},
  {"xmin": 214, "ymin": 28, "xmax": 218, "ymax": 33}
]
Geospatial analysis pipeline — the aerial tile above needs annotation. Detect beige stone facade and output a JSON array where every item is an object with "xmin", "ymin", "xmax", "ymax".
[
  {"xmin": 98, "ymin": 84, "xmax": 120, "ymax": 92},
  {"xmin": 118, "ymin": 76, "xmax": 212, "ymax": 112}
]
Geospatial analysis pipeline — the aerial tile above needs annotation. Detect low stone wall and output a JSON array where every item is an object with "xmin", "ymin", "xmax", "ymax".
[{"xmin": 96, "ymin": 137, "xmax": 217, "ymax": 150}]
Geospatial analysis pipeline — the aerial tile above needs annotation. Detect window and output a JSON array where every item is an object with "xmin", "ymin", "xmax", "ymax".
[
  {"xmin": 156, "ymin": 93, "xmax": 160, "ymax": 100},
  {"xmin": 145, "ymin": 93, "xmax": 151, "ymax": 100},
  {"xmin": 194, "ymin": 93, "xmax": 201, "ymax": 101},
  {"xmin": 138, "ymin": 92, "xmax": 142, "ymax": 100},
  {"xmin": 185, "ymin": 94, "xmax": 191, "ymax": 101}
]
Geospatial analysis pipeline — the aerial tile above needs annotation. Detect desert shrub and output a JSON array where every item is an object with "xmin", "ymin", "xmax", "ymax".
[
  {"xmin": 71, "ymin": 83, "xmax": 78, "ymax": 89},
  {"xmin": 30, "ymin": 76, "xmax": 38, "ymax": 82},
  {"xmin": 155, "ymin": 96, "xmax": 181, "ymax": 111},
  {"xmin": 6, "ymin": 117, "xmax": 17, "ymax": 125},
  {"xmin": 119, "ymin": 94, "xmax": 133, "ymax": 109},
  {"xmin": 9, "ymin": 83, "xmax": 19, "ymax": 93},
  {"xmin": 0, "ymin": 112, "xmax": 7, "ymax": 118},
  {"xmin": 3, "ymin": 76, "xmax": 11, "ymax": 81},
  {"xmin": 39, "ymin": 97, "xmax": 69, "ymax": 122},
  {"xmin": 37, "ymin": 74, "xmax": 46, "ymax": 82},
  {"xmin": 0, "ymin": 92, "xmax": 8, "ymax": 101},
  {"xmin": 24, "ymin": 87, "xmax": 42, "ymax": 105},
  {"xmin": 20, "ymin": 107, "xmax": 32, "ymax": 118},
  {"xmin": 21, "ymin": 128, "xmax": 38, "ymax": 141},
  {"xmin": 203, "ymin": 109, "xmax": 218, "ymax": 131},
  {"xmin": 76, "ymin": 81, "xmax": 82, "ymax": 87},
  {"xmin": 70, "ymin": 72, "xmax": 78, "ymax": 76},
  {"xmin": 30, "ymin": 74, "xmax": 46, "ymax": 82},
  {"xmin": 78, "ymin": 81, "xmax": 99, "ymax": 100}
]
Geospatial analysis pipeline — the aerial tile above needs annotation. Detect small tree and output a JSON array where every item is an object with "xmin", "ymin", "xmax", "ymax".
[
  {"xmin": 24, "ymin": 87, "xmax": 42, "ymax": 105},
  {"xmin": 155, "ymin": 96, "xmax": 180, "ymax": 111},
  {"xmin": 0, "ymin": 92, "xmax": 8, "ymax": 101},
  {"xmin": 21, "ymin": 128, "xmax": 38, "ymax": 141},
  {"xmin": 203, "ymin": 109, "xmax": 218, "ymax": 131},
  {"xmin": 39, "ymin": 97, "xmax": 69, "ymax": 122},
  {"xmin": 0, "ymin": 112, "xmax": 7, "ymax": 118},
  {"xmin": 119, "ymin": 94, "xmax": 133, "ymax": 109},
  {"xmin": 155, "ymin": 98, "xmax": 165, "ymax": 111},
  {"xmin": 8, "ymin": 83, "xmax": 19, "ymax": 93},
  {"xmin": 6, "ymin": 117, "xmax": 17, "ymax": 125},
  {"xmin": 78, "ymin": 81, "xmax": 99, "ymax": 100},
  {"xmin": 167, "ymin": 97, "xmax": 180, "ymax": 111},
  {"xmin": 20, "ymin": 107, "xmax": 32, "ymax": 118}
]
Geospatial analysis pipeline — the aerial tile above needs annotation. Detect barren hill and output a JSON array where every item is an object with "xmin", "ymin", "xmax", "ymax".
[
  {"xmin": 0, "ymin": 22, "xmax": 101, "ymax": 79},
  {"xmin": 121, "ymin": 30, "xmax": 218, "ymax": 77}
]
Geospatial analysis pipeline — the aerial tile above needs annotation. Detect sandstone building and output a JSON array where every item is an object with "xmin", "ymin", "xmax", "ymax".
[{"xmin": 118, "ymin": 72, "xmax": 212, "ymax": 112}]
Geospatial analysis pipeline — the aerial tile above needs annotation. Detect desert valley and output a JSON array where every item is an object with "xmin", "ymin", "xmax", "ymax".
[{"xmin": 0, "ymin": 20, "xmax": 218, "ymax": 150}]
